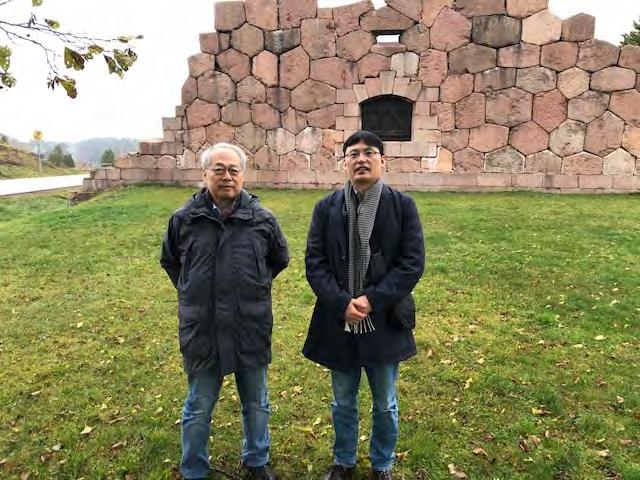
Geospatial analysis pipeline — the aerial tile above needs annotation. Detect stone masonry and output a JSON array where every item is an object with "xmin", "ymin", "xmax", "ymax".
[{"xmin": 85, "ymin": 0, "xmax": 640, "ymax": 193}]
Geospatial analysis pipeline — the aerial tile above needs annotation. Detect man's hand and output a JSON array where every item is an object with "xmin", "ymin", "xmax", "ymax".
[
  {"xmin": 353, "ymin": 295, "xmax": 372, "ymax": 315},
  {"xmin": 344, "ymin": 299, "xmax": 367, "ymax": 325}
]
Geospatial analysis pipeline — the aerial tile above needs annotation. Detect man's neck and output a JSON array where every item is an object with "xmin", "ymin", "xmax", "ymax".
[
  {"xmin": 351, "ymin": 179, "xmax": 377, "ymax": 194},
  {"xmin": 210, "ymin": 192, "xmax": 238, "ymax": 218}
]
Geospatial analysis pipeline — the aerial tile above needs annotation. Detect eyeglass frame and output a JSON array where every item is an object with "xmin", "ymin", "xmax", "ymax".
[
  {"xmin": 344, "ymin": 147, "xmax": 382, "ymax": 161},
  {"xmin": 206, "ymin": 164, "xmax": 244, "ymax": 177}
]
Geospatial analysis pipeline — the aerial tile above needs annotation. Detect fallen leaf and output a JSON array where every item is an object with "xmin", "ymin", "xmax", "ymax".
[
  {"xmin": 111, "ymin": 441, "xmax": 127, "ymax": 450},
  {"xmin": 597, "ymin": 449, "xmax": 610, "ymax": 458},
  {"xmin": 472, "ymin": 447, "xmax": 487, "ymax": 456},
  {"xmin": 426, "ymin": 349, "xmax": 434, "ymax": 358},
  {"xmin": 30, "ymin": 391, "xmax": 41, "ymax": 397},
  {"xmin": 616, "ymin": 396, "xmax": 624, "ymax": 404},
  {"xmin": 483, "ymin": 434, "xmax": 495, "ymax": 442},
  {"xmin": 20, "ymin": 473, "xmax": 30, "ymax": 480},
  {"xmin": 531, "ymin": 407, "xmax": 551, "ymax": 416},
  {"xmin": 447, "ymin": 463, "xmax": 468, "ymax": 479},
  {"xmin": 155, "ymin": 407, "xmax": 163, "ymax": 414},
  {"xmin": 76, "ymin": 321, "xmax": 84, "ymax": 329},
  {"xmin": 619, "ymin": 439, "xmax": 632, "ymax": 447},
  {"xmin": 476, "ymin": 358, "xmax": 485, "ymax": 365},
  {"xmin": 51, "ymin": 444, "xmax": 62, "ymax": 452},
  {"xmin": 464, "ymin": 377, "xmax": 473, "ymax": 389},
  {"xmin": 529, "ymin": 435, "xmax": 542, "ymax": 446},
  {"xmin": 312, "ymin": 417, "xmax": 321, "ymax": 427},
  {"xmin": 174, "ymin": 419, "xmax": 181, "ymax": 425},
  {"xmin": 396, "ymin": 450, "xmax": 410, "ymax": 461},
  {"xmin": 80, "ymin": 425, "xmax": 93, "ymax": 435}
]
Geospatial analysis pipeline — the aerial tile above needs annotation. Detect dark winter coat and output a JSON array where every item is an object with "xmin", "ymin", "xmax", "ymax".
[
  {"xmin": 303, "ymin": 184, "xmax": 425, "ymax": 372},
  {"xmin": 160, "ymin": 188, "xmax": 289, "ymax": 375}
]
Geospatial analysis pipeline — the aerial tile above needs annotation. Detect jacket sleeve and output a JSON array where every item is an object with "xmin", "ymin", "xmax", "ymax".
[
  {"xmin": 267, "ymin": 217, "xmax": 290, "ymax": 279},
  {"xmin": 160, "ymin": 214, "xmax": 181, "ymax": 289},
  {"xmin": 305, "ymin": 200, "xmax": 352, "ymax": 320},
  {"xmin": 364, "ymin": 195, "xmax": 425, "ymax": 313}
]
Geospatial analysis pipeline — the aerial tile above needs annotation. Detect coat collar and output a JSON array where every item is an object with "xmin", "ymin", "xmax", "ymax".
[{"xmin": 187, "ymin": 188, "xmax": 256, "ymax": 222}]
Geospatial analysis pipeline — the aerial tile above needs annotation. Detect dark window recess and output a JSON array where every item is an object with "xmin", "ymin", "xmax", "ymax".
[{"xmin": 361, "ymin": 95, "xmax": 413, "ymax": 141}]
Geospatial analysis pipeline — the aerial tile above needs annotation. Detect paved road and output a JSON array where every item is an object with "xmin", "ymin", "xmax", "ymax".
[{"xmin": 0, "ymin": 174, "xmax": 89, "ymax": 196}]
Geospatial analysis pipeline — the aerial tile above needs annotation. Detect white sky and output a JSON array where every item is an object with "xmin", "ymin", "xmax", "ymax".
[{"xmin": 0, "ymin": 0, "xmax": 637, "ymax": 143}]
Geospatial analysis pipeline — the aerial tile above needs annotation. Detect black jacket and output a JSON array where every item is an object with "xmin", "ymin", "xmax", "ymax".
[
  {"xmin": 303, "ymin": 184, "xmax": 425, "ymax": 372},
  {"xmin": 160, "ymin": 188, "xmax": 289, "ymax": 375}
]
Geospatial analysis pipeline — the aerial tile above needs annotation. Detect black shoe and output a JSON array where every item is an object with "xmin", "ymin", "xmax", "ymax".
[
  {"xmin": 369, "ymin": 469, "xmax": 393, "ymax": 480},
  {"xmin": 323, "ymin": 464, "xmax": 356, "ymax": 480},
  {"xmin": 241, "ymin": 463, "xmax": 278, "ymax": 480}
]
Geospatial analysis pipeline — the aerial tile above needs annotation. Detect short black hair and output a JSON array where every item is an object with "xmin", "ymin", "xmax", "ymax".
[{"xmin": 343, "ymin": 130, "xmax": 384, "ymax": 156}]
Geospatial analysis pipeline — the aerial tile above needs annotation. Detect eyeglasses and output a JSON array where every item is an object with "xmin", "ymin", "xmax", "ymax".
[
  {"xmin": 208, "ymin": 165, "xmax": 242, "ymax": 177},
  {"xmin": 345, "ymin": 148, "xmax": 381, "ymax": 161}
]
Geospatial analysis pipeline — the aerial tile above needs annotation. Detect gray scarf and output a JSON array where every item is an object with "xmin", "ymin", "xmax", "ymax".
[{"xmin": 344, "ymin": 180, "xmax": 383, "ymax": 334}]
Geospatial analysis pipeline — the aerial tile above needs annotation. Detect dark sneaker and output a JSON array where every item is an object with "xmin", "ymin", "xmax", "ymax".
[
  {"xmin": 323, "ymin": 464, "xmax": 356, "ymax": 480},
  {"xmin": 369, "ymin": 470, "xmax": 393, "ymax": 480},
  {"xmin": 241, "ymin": 463, "xmax": 278, "ymax": 480}
]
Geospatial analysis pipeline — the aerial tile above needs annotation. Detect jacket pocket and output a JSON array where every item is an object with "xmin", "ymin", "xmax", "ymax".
[
  {"xmin": 178, "ymin": 304, "xmax": 210, "ymax": 358},
  {"xmin": 389, "ymin": 294, "xmax": 416, "ymax": 330}
]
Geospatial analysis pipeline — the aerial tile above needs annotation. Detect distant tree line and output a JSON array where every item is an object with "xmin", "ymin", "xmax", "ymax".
[{"xmin": 47, "ymin": 144, "xmax": 75, "ymax": 167}]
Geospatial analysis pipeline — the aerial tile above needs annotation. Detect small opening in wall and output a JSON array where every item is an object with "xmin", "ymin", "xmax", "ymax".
[
  {"xmin": 361, "ymin": 95, "xmax": 413, "ymax": 142},
  {"xmin": 375, "ymin": 34, "xmax": 400, "ymax": 43}
]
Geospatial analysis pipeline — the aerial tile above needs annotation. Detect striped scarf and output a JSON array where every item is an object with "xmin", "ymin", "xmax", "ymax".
[{"xmin": 344, "ymin": 180, "xmax": 383, "ymax": 334}]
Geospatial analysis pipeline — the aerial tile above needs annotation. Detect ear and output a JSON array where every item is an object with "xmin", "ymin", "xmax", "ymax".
[{"xmin": 202, "ymin": 170, "xmax": 208, "ymax": 182}]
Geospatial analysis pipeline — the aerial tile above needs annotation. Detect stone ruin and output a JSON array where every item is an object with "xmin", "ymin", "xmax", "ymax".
[{"xmin": 85, "ymin": 0, "xmax": 640, "ymax": 193}]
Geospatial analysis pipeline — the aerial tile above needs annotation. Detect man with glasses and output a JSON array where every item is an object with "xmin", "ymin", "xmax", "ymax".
[
  {"xmin": 303, "ymin": 131, "xmax": 425, "ymax": 480},
  {"xmin": 161, "ymin": 143, "xmax": 289, "ymax": 480}
]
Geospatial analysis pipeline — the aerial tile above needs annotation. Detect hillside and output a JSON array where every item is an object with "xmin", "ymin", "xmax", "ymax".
[{"xmin": 0, "ymin": 144, "xmax": 81, "ymax": 179}]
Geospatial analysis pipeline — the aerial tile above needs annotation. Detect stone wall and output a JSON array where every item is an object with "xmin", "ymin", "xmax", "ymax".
[{"xmin": 85, "ymin": 0, "xmax": 640, "ymax": 193}]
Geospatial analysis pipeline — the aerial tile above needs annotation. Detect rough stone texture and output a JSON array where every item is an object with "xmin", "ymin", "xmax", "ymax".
[
  {"xmin": 540, "ymin": 42, "xmax": 579, "ymax": 71},
  {"xmin": 182, "ymin": 77, "xmax": 197, "ymax": 105},
  {"xmin": 281, "ymin": 108, "xmax": 308, "ymax": 133},
  {"xmin": 400, "ymin": 23, "xmax": 430, "ymax": 53},
  {"xmin": 506, "ymin": 0, "xmax": 548, "ymax": 18},
  {"xmin": 511, "ymin": 121, "xmax": 549, "ymax": 155},
  {"xmin": 307, "ymin": 104, "xmax": 343, "ymax": 128},
  {"xmin": 280, "ymin": 151, "xmax": 310, "ymax": 170},
  {"xmin": 441, "ymin": 74, "xmax": 474, "ymax": 102},
  {"xmin": 486, "ymin": 87, "xmax": 533, "ymax": 126},
  {"xmin": 449, "ymin": 44, "xmax": 497, "ymax": 74},
  {"xmin": 557, "ymin": 67, "xmax": 590, "ymax": 99},
  {"xmin": 184, "ymin": 127, "xmax": 207, "ymax": 151},
  {"xmin": 619, "ymin": 45, "xmax": 640, "ymax": 73},
  {"xmin": 252, "ymin": 50, "xmax": 278, "ymax": 87},
  {"xmin": 584, "ymin": 111, "xmax": 624, "ymax": 156},
  {"xmin": 311, "ymin": 58, "xmax": 359, "ymax": 89},
  {"xmin": 522, "ymin": 10, "xmax": 562, "ymax": 45},
  {"xmin": 337, "ymin": 30, "xmax": 374, "ymax": 62},
  {"xmin": 371, "ymin": 43, "xmax": 408, "ymax": 57},
  {"xmin": 311, "ymin": 147, "xmax": 337, "ymax": 171},
  {"xmin": 390, "ymin": 52, "xmax": 419, "ymax": 77},
  {"xmin": 245, "ymin": 0, "xmax": 278, "ymax": 31},
  {"xmin": 231, "ymin": 23, "xmax": 264, "ymax": 58},
  {"xmin": 622, "ymin": 125, "xmax": 640, "ymax": 156},
  {"xmin": 388, "ymin": 157, "xmax": 421, "ymax": 172},
  {"xmin": 332, "ymin": 0, "xmax": 374, "ymax": 36},
  {"xmin": 361, "ymin": 6, "xmax": 415, "ymax": 32},
  {"xmin": 267, "ymin": 87, "xmax": 291, "ymax": 112},
  {"xmin": 251, "ymin": 103, "xmax": 281, "ymax": 130},
  {"xmin": 237, "ymin": 76, "xmax": 266, "ymax": 103},
  {"xmin": 431, "ymin": 102, "xmax": 455, "ymax": 131},
  {"xmin": 296, "ymin": 127, "xmax": 323, "ymax": 154},
  {"xmin": 267, "ymin": 128, "xmax": 296, "ymax": 154},
  {"xmin": 454, "ymin": 0, "xmax": 505, "ymax": 17},
  {"xmin": 217, "ymin": 49, "xmax": 251, "ymax": 82},
  {"xmin": 188, "ymin": 53, "xmax": 214, "ymax": 78},
  {"xmin": 609, "ymin": 90, "xmax": 640, "ymax": 127},
  {"xmin": 206, "ymin": 122, "xmax": 235, "ymax": 144},
  {"xmin": 525, "ymin": 149, "xmax": 561, "ymax": 173},
  {"xmin": 358, "ymin": 54, "xmax": 391, "ymax": 81},
  {"xmin": 386, "ymin": 0, "xmax": 422, "ymax": 21},
  {"xmin": 422, "ymin": 0, "xmax": 453, "ymax": 27},
  {"xmin": 200, "ymin": 33, "xmax": 221, "ymax": 55},
  {"xmin": 197, "ymin": 71, "xmax": 235, "ymax": 106},
  {"xmin": 254, "ymin": 145, "xmax": 279, "ymax": 170},
  {"xmin": 472, "ymin": 15, "xmax": 521, "ymax": 48},
  {"xmin": 431, "ymin": 8, "xmax": 472, "ymax": 52},
  {"xmin": 291, "ymin": 80, "xmax": 337, "ymax": 112},
  {"xmin": 474, "ymin": 67, "xmax": 516, "ymax": 92},
  {"xmin": 562, "ymin": 152, "xmax": 602, "ymax": 175},
  {"xmin": 591, "ymin": 67, "xmax": 637, "ymax": 92},
  {"xmin": 419, "ymin": 49, "xmax": 448, "ymax": 86},
  {"xmin": 469, "ymin": 124, "xmax": 509, "ymax": 152},
  {"xmin": 301, "ymin": 19, "xmax": 336, "ymax": 59},
  {"xmin": 235, "ymin": 123, "xmax": 266, "ymax": 153},
  {"xmin": 221, "ymin": 101, "xmax": 251, "ymax": 126},
  {"xmin": 549, "ymin": 119, "xmax": 586, "ymax": 156},
  {"xmin": 576, "ymin": 40, "xmax": 620, "ymax": 72},
  {"xmin": 215, "ymin": 1, "xmax": 246, "ymax": 31},
  {"xmin": 280, "ymin": 46, "xmax": 310, "ymax": 89},
  {"xmin": 442, "ymin": 129, "xmax": 470, "ymax": 152},
  {"xmin": 603, "ymin": 148, "xmax": 635, "ymax": 175},
  {"xmin": 453, "ymin": 147, "xmax": 484, "ymax": 171},
  {"xmin": 187, "ymin": 99, "xmax": 220, "ymax": 128},
  {"xmin": 279, "ymin": 0, "xmax": 316, "ymax": 29},
  {"xmin": 516, "ymin": 66, "xmax": 557, "ymax": 94},
  {"xmin": 562, "ymin": 13, "xmax": 595, "ymax": 42},
  {"xmin": 486, "ymin": 146, "xmax": 525, "ymax": 173},
  {"xmin": 533, "ymin": 89, "xmax": 567, "ymax": 132},
  {"xmin": 568, "ymin": 91, "xmax": 610, "ymax": 123},
  {"xmin": 498, "ymin": 43, "xmax": 540, "ymax": 68},
  {"xmin": 455, "ymin": 93, "xmax": 485, "ymax": 128},
  {"xmin": 264, "ymin": 29, "xmax": 301, "ymax": 55}
]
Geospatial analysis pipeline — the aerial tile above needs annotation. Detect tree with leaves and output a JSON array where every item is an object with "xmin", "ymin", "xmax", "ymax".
[
  {"xmin": 0, "ymin": 0, "xmax": 141, "ymax": 97},
  {"xmin": 101, "ymin": 148, "xmax": 115, "ymax": 166},
  {"xmin": 621, "ymin": 17, "xmax": 640, "ymax": 46},
  {"xmin": 0, "ymin": 134, "xmax": 7, "ymax": 144},
  {"xmin": 47, "ymin": 143, "xmax": 74, "ymax": 167}
]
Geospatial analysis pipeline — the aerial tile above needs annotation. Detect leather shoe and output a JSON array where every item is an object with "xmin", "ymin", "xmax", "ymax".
[
  {"xmin": 241, "ymin": 463, "xmax": 278, "ymax": 480},
  {"xmin": 369, "ymin": 469, "xmax": 393, "ymax": 480},
  {"xmin": 323, "ymin": 464, "xmax": 356, "ymax": 480}
]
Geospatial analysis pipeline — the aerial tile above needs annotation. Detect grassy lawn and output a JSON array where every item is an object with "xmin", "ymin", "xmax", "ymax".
[
  {"xmin": 0, "ymin": 186, "xmax": 638, "ymax": 480},
  {"xmin": 0, "ymin": 146, "xmax": 81, "ymax": 179}
]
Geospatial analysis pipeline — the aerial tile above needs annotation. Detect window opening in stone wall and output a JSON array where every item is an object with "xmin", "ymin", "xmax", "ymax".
[
  {"xmin": 361, "ymin": 95, "xmax": 413, "ymax": 142},
  {"xmin": 375, "ymin": 34, "xmax": 400, "ymax": 43}
]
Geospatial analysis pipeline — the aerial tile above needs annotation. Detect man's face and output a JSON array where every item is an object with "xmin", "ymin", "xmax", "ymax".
[
  {"xmin": 202, "ymin": 148, "xmax": 244, "ymax": 200},
  {"xmin": 344, "ymin": 140, "xmax": 385, "ymax": 189}
]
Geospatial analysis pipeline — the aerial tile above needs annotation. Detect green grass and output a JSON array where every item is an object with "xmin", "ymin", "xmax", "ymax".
[
  {"xmin": 0, "ymin": 186, "xmax": 638, "ymax": 480},
  {"xmin": 0, "ymin": 145, "xmax": 81, "ymax": 179}
]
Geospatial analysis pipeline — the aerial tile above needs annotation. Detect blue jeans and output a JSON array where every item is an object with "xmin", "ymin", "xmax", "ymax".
[
  {"xmin": 330, "ymin": 363, "xmax": 399, "ymax": 471},
  {"xmin": 181, "ymin": 365, "xmax": 270, "ymax": 479}
]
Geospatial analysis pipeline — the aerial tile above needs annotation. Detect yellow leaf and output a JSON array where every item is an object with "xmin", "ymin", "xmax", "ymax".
[
  {"xmin": 80, "ymin": 425, "xmax": 93, "ymax": 435},
  {"xmin": 312, "ymin": 417, "xmax": 321, "ymax": 426},
  {"xmin": 594, "ymin": 335, "xmax": 607, "ymax": 341},
  {"xmin": 447, "ymin": 463, "xmax": 468, "ymax": 479},
  {"xmin": 616, "ymin": 396, "xmax": 624, "ymax": 404},
  {"xmin": 472, "ymin": 447, "xmax": 487, "ymax": 456},
  {"xmin": 396, "ymin": 450, "xmax": 410, "ymax": 461},
  {"xmin": 597, "ymin": 449, "xmax": 610, "ymax": 458}
]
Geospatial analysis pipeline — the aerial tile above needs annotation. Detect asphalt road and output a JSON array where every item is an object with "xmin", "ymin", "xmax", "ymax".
[{"xmin": 0, "ymin": 174, "xmax": 89, "ymax": 196}]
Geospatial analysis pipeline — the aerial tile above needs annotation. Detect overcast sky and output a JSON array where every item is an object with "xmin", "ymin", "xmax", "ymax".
[{"xmin": 0, "ymin": 0, "xmax": 638, "ymax": 143}]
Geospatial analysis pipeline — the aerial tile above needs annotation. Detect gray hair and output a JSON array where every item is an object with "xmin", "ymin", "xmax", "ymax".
[{"xmin": 200, "ymin": 143, "xmax": 248, "ymax": 170}]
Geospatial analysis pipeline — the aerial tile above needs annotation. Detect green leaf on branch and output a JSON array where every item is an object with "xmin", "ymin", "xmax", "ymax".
[
  {"xmin": 63, "ymin": 47, "xmax": 85, "ymax": 71},
  {"xmin": 0, "ymin": 46, "xmax": 12, "ymax": 72},
  {"xmin": 0, "ymin": 73, "xmax": 16, "ymax": 88},
  {"xmin": 32, "ymin": 0, "xmax": 43, "ymax": 6},
  {"xmin": 47, "ymin": 75, "xmax": 78, "ymax": 98},
  {"xmin": 104, "ymin": 55, "xmax": 122, "ymax": 77},
  {"xmin": 44, "ymin": 19, "xmax": 60, "ymax": 29},
  {"xmin": 113, "ymin": 48, "xmax": 137, "ymax": 72},
  {"xmin": 88, "ymin": 45, "xmax": 104, "ymax": 55}
]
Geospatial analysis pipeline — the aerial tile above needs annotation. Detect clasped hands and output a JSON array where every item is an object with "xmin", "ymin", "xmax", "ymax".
[{"xmin": 344, "ymin": 295, "xmax": 372, "ymax": 325}]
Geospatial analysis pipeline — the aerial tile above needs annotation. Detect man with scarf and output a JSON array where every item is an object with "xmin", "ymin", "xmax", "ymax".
[{"xmin": 303, "ymin": 131, "xmax": 426, "ymax": 480}]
